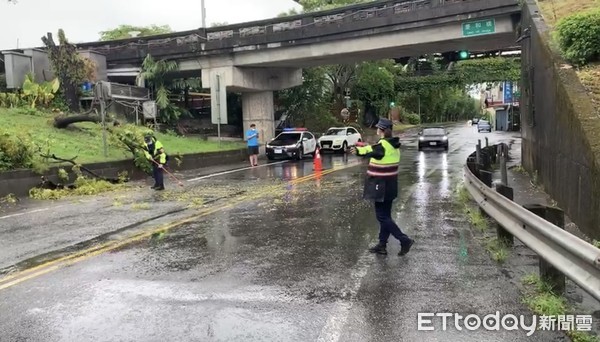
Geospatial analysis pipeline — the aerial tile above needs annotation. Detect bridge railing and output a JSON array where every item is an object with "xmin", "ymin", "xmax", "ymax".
[
  {"xmin": 76, "ymin": 0, "xmax": 519, "ymax": 62},
  {"xmin": 205, "ymin": 0, "xmax": 441, "ymax": 42},
  {"xmin": 202, "ymin": 0, "xmax": 518, "ymax": 50}
]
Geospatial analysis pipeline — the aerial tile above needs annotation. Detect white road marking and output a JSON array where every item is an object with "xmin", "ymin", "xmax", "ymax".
[
  {"xmin": 0, "ymin": 208, "xmax": 50, "ymax": 220},
  {"xmin": 0, "ymin": 159, "xmax": 306, "ymax": 221},
  {"xmin": 187, "ymin": 161, "xmax": 289, "ymax": 182}
]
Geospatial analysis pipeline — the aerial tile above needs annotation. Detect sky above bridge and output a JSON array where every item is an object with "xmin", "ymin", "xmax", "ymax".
[{"xmin": 0, "ymin": 0, "xmax": 302, "ymax": 50}]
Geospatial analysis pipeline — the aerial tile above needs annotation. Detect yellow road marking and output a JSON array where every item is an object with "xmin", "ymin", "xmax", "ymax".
[{"xmin": 0, "ymin": 162, "xmax": 361, "ymax": 291}]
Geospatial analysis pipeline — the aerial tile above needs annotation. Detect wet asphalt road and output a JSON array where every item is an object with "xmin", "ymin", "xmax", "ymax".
[{"xmin": 0, "ymin": 124, "xmax": 564, "ymax": 341}]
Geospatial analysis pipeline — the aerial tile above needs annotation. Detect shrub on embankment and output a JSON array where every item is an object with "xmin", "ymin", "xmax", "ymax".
[
  {"xmin": 555, "ymin": 8, "xmax": 600, "ymax": 66},
  {"xmin": 521, "ymin": 1, "xmax": 600, "ymax": 239}
]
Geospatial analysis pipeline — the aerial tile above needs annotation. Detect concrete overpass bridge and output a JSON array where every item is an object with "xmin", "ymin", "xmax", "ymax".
[{"xmin": 3, "ymin": 0, "xmax": 522, "ymax": 144}]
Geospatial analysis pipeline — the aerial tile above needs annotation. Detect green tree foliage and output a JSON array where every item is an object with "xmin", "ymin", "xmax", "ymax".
[
  {"xmin": 41, "ymin": 30, "xmax": 96, "ymax": 113},
  {"xmin": 325, "ymin": 64, "xmax": 357, "ymax": 109},
  {"xmin": 395, "ymin": 57, "xmax": 520, "ymax": 92},
  {"xmin": 21, "ymin": 74, "xmax": 60, "ymax": 109},
  {"xmin": 277, "ymin": 67, "xmax": 329, "ymax": 118},
  {"xmin": 277, "ymin": 8, "xmax": 303, "ymax": 17},
  {"xmin": 139, "ymin": 54, "xmax": 184, "ymax": 125},
  {"xmin": 352, "ymin": 60, "xmax": 396, "ymax": 116},
  {"xmin": 276, "ymin": 67, "xmax": 339, "ymax": 132},
  {"xmin": 99, "ymin": 25, "xmax": 173, "ymax": 41},
  {"xmin": 397, "ymin": 86, "xmax": 479, "ymax": 123},
  {"xmin": 555, "ymin": 8, "xmax": 600, "ymax": 66}
]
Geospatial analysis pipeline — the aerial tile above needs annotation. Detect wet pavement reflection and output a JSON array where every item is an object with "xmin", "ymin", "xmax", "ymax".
[{"xmin": 0, "ymin": 125, "xmax": 561, "ymax": 342}]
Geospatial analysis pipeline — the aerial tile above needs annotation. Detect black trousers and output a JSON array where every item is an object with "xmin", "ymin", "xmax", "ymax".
[
  {"xmin": 152, "ymin": 163, "xmax": 164, "ymax": 187},
  {"xmin": 375, "ymin": 200, "xmax": 411, "ymax": 246}
]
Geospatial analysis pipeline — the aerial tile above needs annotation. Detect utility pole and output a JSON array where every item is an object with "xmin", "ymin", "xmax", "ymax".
[
  {"xmin": 216, "ymin": 74, "xmax": 222, "ymax": 146},
  {"xmin": 201, "ymin": 0, "xmax": 207, "ymax": 28}
]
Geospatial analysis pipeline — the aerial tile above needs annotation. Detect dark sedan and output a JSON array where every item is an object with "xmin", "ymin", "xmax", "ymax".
[{"xmin": 418, "ymin": 127, "xmax": 449, "ymax": 151}]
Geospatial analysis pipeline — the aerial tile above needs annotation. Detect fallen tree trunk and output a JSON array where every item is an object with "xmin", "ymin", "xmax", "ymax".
[{"xmin": 53, "ymin": 114, "xmax": 100, "ymax": 129}]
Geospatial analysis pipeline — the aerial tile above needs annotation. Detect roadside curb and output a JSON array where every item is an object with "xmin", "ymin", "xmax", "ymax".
[{"xmin": 0, "ymin": 148, "xmax": 249, "ymax": 198}]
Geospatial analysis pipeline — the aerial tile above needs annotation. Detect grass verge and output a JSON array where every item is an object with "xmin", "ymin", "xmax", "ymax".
[
  {"xmin": 455, "ymin": 183, "xmax": 513, "ymax": 263},
  {"xmin": 485, "ymin": 238, "xmax": 510, "ymax": 263},
  {"xmin": 1, "ymin": 108, "xmax": 245, "ymax": 165},
  {"xmin": 521, "ymin": 274, "xmax": 600, "ymax": 342}
]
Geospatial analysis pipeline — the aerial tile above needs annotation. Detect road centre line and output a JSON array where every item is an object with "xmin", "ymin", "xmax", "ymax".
[{"xmin": 0, "ymin": 163, "xmax": 360, "ymax": 291}]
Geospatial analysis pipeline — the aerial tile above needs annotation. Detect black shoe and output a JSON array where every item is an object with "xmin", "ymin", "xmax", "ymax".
[
  {"xmin": 151, "ymin": 185, "xmax": 158, "ymax": 189},
  {"xmin": 154, "ymin": 186, "xmax": 165, "ymax": 191},
  {"xmin": 368, "ymin": 244, "xmax": 388, "ymax": 255},
  {"xmin": 399, "ymin": 239, "xmax": 414, "ymax": 256}
]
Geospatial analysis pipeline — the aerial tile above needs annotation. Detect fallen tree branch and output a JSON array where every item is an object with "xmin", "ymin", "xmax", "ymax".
[
  {"xmin": 39, "ymin": 153, "xmax": 128, "ymax": 184},
  {"xmin": 38, "ymin": 175, "xmax": 77, "ymax": 190}
]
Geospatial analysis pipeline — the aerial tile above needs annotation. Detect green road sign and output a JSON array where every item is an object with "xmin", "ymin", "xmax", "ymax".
[{"xmin": 462, "ymin": 19, "xmax": 496, "ymax": 37}]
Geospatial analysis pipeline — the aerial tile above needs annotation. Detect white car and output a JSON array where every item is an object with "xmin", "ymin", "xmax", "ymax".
[
  {"xmin": 318, "ymin": 126, "xmax": 363, "ymax": 153},
  {"xmin": 266, "ymin": 128, "xmax": 318, "ymax": 160}
]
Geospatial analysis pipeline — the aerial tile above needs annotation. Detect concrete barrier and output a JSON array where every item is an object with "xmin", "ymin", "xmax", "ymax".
[{"xmin": 0, "ymin": 148, "xmax": 248, "ymax": 198}]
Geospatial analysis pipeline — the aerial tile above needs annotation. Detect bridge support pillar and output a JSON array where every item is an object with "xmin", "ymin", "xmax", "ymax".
[
  {"xmin": 199, "ymin": 65, "xmax": 302, "ymax": 153},
  {"xmin": 242, "ymin": 91, "xmax": 275, "ymax": 151}
]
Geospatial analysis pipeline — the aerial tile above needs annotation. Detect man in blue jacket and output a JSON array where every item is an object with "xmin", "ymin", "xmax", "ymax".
[{"xmin": 246, "ymin": 123, "xmax": 260, "ymax": 166}]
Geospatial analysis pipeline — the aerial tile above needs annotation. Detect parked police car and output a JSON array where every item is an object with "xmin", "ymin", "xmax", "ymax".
[{"xmin": 266, "ymin": 128, "xmax": 318, "ymax": 160}]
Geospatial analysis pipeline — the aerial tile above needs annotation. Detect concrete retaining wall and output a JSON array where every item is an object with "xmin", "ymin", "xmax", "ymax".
[
  {"xmin": 0, "ymin": 148, "xmax": 248, "ymax": 198},
  {"xmin": 520, "ymin": 1, "xmax": 600, "ymax": 238}
]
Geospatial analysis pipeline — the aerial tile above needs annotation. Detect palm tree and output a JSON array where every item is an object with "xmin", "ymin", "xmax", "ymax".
[{"xmin": 138, "ymin": 54, "xmax": 178, "ymax": 110}]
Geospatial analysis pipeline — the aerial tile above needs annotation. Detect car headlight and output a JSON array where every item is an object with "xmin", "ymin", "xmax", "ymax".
[
  {"xmin": 334, "ymin": 139, "xmax": 343, "ymax": 144},
  {"xmin": 443, "ymin": 136, "xmax": 448, "ymax": 140},
  {"xmin": 419, "ymin": 137, "xmax": 424, "ymax": 141}
]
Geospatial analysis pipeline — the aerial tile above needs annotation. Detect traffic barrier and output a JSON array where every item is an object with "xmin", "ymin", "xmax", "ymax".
[{"xmin": 463, "ymin": 142, "xmax": 600, "ymax": 300}]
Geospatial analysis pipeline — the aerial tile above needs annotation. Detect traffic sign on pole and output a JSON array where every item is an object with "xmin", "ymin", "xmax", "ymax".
[{"xmin": 210, "ymin": 73, "xmax": 228, "ymax": 125}]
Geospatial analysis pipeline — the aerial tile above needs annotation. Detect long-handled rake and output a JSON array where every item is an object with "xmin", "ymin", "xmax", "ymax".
[{"xmin": 149, "ymin": 158, "xmax": 184, "ymax": 187}]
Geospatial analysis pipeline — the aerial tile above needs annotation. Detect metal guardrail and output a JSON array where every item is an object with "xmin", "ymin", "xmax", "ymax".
[{"xmin": 463, "ymin": 145, "xmax": 600, "ymax": 301}]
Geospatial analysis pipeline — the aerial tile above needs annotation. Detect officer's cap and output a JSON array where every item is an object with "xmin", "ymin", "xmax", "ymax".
[{"xmin": 375, "ymin": 118, "xmax": 393, "ymax": 130}]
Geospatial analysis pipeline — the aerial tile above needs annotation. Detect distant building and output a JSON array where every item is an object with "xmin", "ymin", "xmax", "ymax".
[{"xmin": 469, "ymin": 81, "xmax": 520, "ymax": 132}]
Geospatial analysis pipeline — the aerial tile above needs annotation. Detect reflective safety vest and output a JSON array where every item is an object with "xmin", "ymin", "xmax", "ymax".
[
  {"xmin": 155, "ymin": 151, "xmax": 167, "ymax": 164},
  {"xmin": 144, "ymin": 139, "xmax": 164, "ymax": 160},
  {"xmin": 357, "ymin": 139, "xmax": 400, "ymax": 177}
]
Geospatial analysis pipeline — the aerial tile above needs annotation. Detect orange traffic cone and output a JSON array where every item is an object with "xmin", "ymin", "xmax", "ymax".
[{"xmin": 313, "ymin": 147, "xmax": 323, "ymax": 171}]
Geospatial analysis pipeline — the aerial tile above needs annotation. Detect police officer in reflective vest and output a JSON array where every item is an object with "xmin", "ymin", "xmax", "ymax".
[
  {"xmin": 352, "ymin": 118, "xmax": 414, "ymax": 256},
  {"xmin": 143, "ymin": 134, "xmax": 167, "ymax": 191}
]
